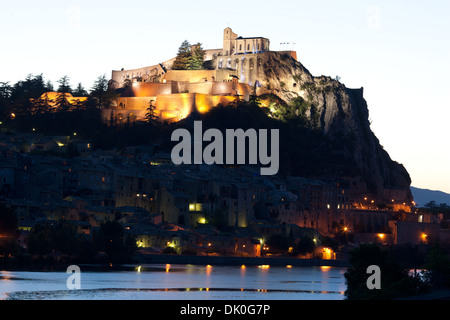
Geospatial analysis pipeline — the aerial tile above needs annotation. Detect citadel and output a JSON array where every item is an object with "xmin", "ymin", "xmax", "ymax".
[{"xmin": 107, "ymin": 27, "xmax": 298, "ymax": 123}]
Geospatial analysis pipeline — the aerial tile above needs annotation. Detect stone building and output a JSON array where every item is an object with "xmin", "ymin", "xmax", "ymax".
[
  {"xmin": 222, "ymin": 27, "xmax": 270, "ymax": 56},
  {"xmin": 106, "ymin": 27, "xmax": 296, "ymax": 124}
]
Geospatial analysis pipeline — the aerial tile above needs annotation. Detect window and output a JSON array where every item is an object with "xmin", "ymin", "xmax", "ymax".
[
  {"xmin": 247, "ymin": 44, "xmax": 250, "ymax": 51},
  {"xmin": 239, "ymin": 44, "xmax": 242, "ymax": 51}
]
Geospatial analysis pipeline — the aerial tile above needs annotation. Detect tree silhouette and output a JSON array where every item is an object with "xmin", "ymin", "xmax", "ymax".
[
  {"xmin": 55, "ymin": 76, "xmax": 73, "ymax": 112},
  {"xmin": 297, "ymin": 235, "xmax": 316, "ymax": 255},
  {"xmin": 10, "ymin": 74, "xmax": 48, "ymax": 115},
  {"xmin": 73, "ymin": 82, "xmax": 88, "ymax": 97},
  {"xmin": 344, "ymin": 244, "xmax": 425, "ymax": 300},
  {"xmin": 0, "ymin": 82, "xmax": 12, "ymax": 120},
  {"xmin": 145, "ymin": 99, "xmax": 159, "ymax": 125},
  {"xmin": 93, "ymin": 221, "xmax": 136, "ymax": 263},
  {"xmin": 424, "ymin": 200, "xmax": 437, "ymax": 208},
  {"xmin": 57, "ymin": 75, "xmax": 72, "ymax": 94},
  {"xmin": 89, "ymin": 75, "xmax": 117, "ymax": 109}
]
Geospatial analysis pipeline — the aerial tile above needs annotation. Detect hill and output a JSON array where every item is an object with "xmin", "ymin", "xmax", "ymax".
[
  {"xmin": 411, "ymin": 186, "xmax": 450, "ymax": 207},
  {"xmin": 254, "ymin": 52, "xmax": 412, "ymax": 202}
]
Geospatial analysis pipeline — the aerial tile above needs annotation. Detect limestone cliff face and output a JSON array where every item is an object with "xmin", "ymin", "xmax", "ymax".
[{"xmin": 257, "ymin": 52, "xmax": 411, "ymax": 201}]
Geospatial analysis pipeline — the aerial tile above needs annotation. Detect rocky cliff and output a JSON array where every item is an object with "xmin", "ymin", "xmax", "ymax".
[{"xmin": 256, "ymin": 52, "xmax": 412, "ymax": 202}]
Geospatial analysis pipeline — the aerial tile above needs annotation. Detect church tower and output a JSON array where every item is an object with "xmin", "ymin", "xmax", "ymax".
[{"xmin": 223, "ymin": 27, "xmax": 238, "ymax": 56}]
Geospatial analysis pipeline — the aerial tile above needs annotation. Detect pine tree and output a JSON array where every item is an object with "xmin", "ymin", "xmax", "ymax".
[
  {"xmin": 187, "ymin": 43, "xmax": 205, "ymax": 70},
  {"xmin": 55, "ymin": 92, "xmax": 71, "ymax": 112},
  {"xmin": 145, "ymin": 99, "xmax": 159, "ymax": 125},
  {"xmin": 32, "ymin": 92, "xmax": 53, "ymax": 114},
  {"xmin": 89, "ymin": 75, "xmax": 116, "ymax": 109},
  {"xmin": 10, "ymin": 74, "xmax": 48, "ymax": 115},
  {"xmin": 45, "ymin": 80, "xmax": 54, "ymax": 92},
  {"xmin": 73, "ymin": 83, "xmax": 88, "ymax": 97},
  {"xmin": 57, "ymin": 76, "xmax": 72, "ymax": 94},
  {"xmin": 54, "ymin": 76, "xmax": 72, "ymax": 112},
  {"xmin": 171, "ymin": 40, "xmax": 191, "ymax": 70}
]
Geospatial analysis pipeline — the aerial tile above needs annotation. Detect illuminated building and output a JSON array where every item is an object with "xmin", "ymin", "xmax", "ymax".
[{"xmin": 106, "ymin": 27, "xmax": 297, "ymax": 124}]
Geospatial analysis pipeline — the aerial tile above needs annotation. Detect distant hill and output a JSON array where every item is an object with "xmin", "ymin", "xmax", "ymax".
[{"xmin": 411, "ymin": 186, "xmax": 450, "ymax": 207}]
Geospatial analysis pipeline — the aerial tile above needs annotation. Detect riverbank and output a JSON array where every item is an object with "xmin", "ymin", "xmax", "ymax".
[
  {"xmin": 136, "ymin": 253, "xmax": 350, "ymax": 267},
  {"xmin": 0, "ymin": 253, "xmax": 349, "ymax": 272}
]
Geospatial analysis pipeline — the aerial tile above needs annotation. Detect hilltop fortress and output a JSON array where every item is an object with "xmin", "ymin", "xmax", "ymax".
[{"xmin": 107, "ymin": 28, "xmax": 297, "ymax": 123}]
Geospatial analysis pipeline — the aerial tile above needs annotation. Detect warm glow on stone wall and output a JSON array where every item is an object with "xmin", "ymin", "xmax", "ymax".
[
  {"xmin": 155, "ymin": 93, "xmax": 195, "ymax": 122},
  {"xmin": 195, "ymin": 93, "xmax": 235, "ymax": 114},
  {"xmin": 131, "ymin": 82, "xmax": 172, "ymax": 97},
  {"xmin": 163, "ymin": 70, "xmax": 217, "ymax": 83},
  {"xmin": 116, "ymin": 97, "xmax": 157, "ymax": 110},
  {"xmin": 392, "ymin": 204, "xmax": 412, "ymax": 213},
  {"xmin": 109, "ymin": 90, "xmax": 243, "ymax": 123}
]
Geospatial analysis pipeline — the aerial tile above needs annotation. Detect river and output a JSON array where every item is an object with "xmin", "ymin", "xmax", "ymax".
[{"xmin": 0, "ymin": 264, "xmax": 347, "ymax": 300}]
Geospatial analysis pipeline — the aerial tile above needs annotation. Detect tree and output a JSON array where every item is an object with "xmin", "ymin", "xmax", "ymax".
[
  {"xmin": 54, "ymin": 92, "xmax": 72, "ymax": 112},
  {"xmin": 171, "ymin": 40, "xmax": 192, "ymax": 70},
  {"xmin": 55, "ymin": 76, "xmax": 73, "ymax": 112},
  {"xmin": 26, "ymin": 221, "xmax": 82, "ymax": 258},
  {"xmin": 10, "ymin": 74, "xmax": 48, "ymax": 115},
  {"xmin": 265, "ymin": 233, "xmax": 294, "ymax": 254},
  {"xmin": 424, "ymin": 200, "xmax": 437, "ymax": 209},
  {"xmin": 26, "ymin": 224, "xmax": 53, "ymax": 256},
  {"xmin": 423, "ymin": 243, "xmax": 450, "ymax": 288},
  {"xmin": 52, "ymin": 221, "xmax": 81, "ymax": 256},
  {"xmin": 89, "ymin": 75, "xmax": 117, "ymax": 109},
  {"xmin": 0, "ymin": 82, "xmax": 12, "ymax": 100},
  {"xmin": 57, "ymin": 75, "xmax": 72, "ymax": 94},
  {"xmin": 186, "ymin": 43, "xmax": 205, "ymax": 70},
  {"xmin": 0, "ymin": 82, "xmax": 13, "ymax": 119},
  {"xmin": 145, "ymin": 99, "xmax": 159, "ymax": 125},
  {"xmin": 344, "ymin": 244, "xmax": 425, "ymax": 300},
  {"xmin": 0, "ymin": 204, "xmax": 19, "ymax": 238},
  {"xmin": 31, "ymin": 92, "xmax": 53, "ymax": 114},
  {"xmin": 45, "ymin": 80, "xmax": 54, "ymax": 92},
  {"xmin": 297, "ymin": 235, "xmax": 315, "ymax": 255},
  {"xmin": 73, "ymin": 83, "xmax": 88, "ymax": 97},
  {"xmin": 93, "ymin": 221, "xmax": 136, "ymax": 263}
]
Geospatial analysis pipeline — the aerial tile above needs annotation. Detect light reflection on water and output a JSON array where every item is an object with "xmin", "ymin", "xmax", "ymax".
[{"xmin": 0, "ymin": 264, "xmax": 347, "ymax": 300}]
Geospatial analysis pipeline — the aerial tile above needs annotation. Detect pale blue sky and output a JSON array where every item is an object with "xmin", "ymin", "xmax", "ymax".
[{"xmin": 1, "ymin": 0, "xmax": 449, "ymax": 193}]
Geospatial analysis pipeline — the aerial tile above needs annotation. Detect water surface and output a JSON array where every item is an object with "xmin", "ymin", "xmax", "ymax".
[{"xmin": 0, "ymin": 264, "xmax": 347, "ymax": 300}]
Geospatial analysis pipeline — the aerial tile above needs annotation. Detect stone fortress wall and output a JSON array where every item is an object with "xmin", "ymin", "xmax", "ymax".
[{"xmin": 107, "ymin": 28, "xmax": 297, "ymax": 123}]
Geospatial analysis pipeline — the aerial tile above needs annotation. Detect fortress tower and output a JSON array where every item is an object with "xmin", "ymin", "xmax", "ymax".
[
  {"xmin": 222, "ymin": 27, "xmax": 270, "ymax": 56},
  {"xmin": 223, "ymin": 27, "xmax": 238, "ymax": 56}
]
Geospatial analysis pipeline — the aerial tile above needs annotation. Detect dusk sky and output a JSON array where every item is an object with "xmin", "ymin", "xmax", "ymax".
[{"xmin": 1, "ymin": 0, "xmax": 449, "ymax": 193}]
